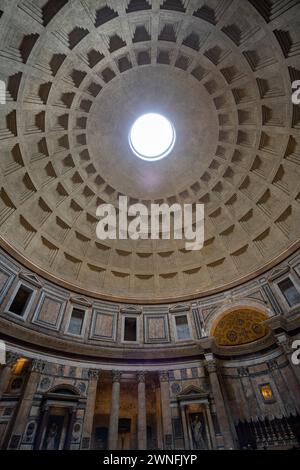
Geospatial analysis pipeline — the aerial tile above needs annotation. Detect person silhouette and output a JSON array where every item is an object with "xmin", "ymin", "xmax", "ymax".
[
  {"xmin": 191, "ymin": 415, "xmax": 206, "ymax": 450},
  {"xmin": 46, "ymin": 422, "xmax": 58, "ymax": 450}
]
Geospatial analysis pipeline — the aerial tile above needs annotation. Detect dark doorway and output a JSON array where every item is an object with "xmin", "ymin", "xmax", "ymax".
[
  {"xmin": 94, "ymin": 426, "xmax": 108, "ymax": 450},
  {"xmin": 124, "ymin": 317, "xmax": 137, "ymax": 341}
]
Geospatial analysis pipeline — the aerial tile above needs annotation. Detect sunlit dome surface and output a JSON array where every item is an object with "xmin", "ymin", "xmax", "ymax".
[
  {"xmin": 129, "ymin": 113, "xmax": 176, "ymax": 161},
  {"xmin": 0, "ymin": 0, "xmax": 299, "ymax": 303}
]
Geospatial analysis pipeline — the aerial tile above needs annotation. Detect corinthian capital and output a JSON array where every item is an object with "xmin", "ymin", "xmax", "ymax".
[
  {"xmin": 267, "ymin": 360, "xmax": 278, "ymax": 371},
  {"xmin": 275, "ymin": 333, "xmax": 293, "ymax": 354},
  {"xmin": 6, "ymin": 352, "xmax": 20, "ymax": 367},
  {"xmin": 31, "ymin": 359, "xmax": 47, "ymax": 373},
  {"xmin": 205, "ymin": 359, "xmax": 218, "ymax": 374},
  {"xmin": 136, "ymin": 371, "xmax": 146, "ymax": 383},
  {"xmin": 88, "ymin": 369, "xmax": 101, "ymax": 380},
  {"xmin": 237, "ymin": 366, "xmax": 249, "ymax": 377},
  {"xmin": 112, "ymin": 370, "xmax": 121, "ymax": 382},
  {"xmin": 281, "ymin": 340, "xmax": 293, "ymax": 354},
  {"xmin": 159, "ymin": 371, "xmax": 169, "ymax": 383}
]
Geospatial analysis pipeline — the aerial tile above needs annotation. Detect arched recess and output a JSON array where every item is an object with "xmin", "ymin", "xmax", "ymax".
[
  {"xmin": 210, "ymin": 306, "xmax": 269, "ymax": 347},
  {"xmin": 47, "ymin": 384, "xmax": 81, "ymax": 396},
  {"xmin": 205, "ymin": 299, "xmax": 273, "ymax": 338},
  {"xmin": 34, "ymin": 383, "xmax": 82, "ymax": 450}
]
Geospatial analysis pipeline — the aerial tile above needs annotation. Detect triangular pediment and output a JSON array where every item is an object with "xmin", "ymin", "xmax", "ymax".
[
  {"xmin": 169, "ymin": 304, "xmax": 190, "ymax": 313},
  {"xmin": 268, "ymin": 266, "xmax": 290, "ymax": 281},
  {"xmin": 19, "ymin": 271, "xmax": 43, "ymax": 288},
  {"xmin": 70, "ymin": 296, "xmax": 92, "ymax": 307},
  {"xmin": 177, "ymin": 384, "xmax": 208, "ymax": 399},
  {"xmin": 120, "ymin": 305, "xmax": 142, "ymax": 314}
]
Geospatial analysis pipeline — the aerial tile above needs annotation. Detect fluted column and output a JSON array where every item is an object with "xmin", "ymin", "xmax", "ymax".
[
  {"xmin": 204, "ymin": 402, "xmax": 217, "ymax": 450},
  {"xmin": 266, "ymin": 317, "xmax": 300, "ymax": 386},
  {"xmin": 9, "ymin": 359, "xmax": 45, "ymax": 449},
  {"xmin": 81, "ymin": 369, "xmax": 100, "ymax": 449},
  {"xmin": 137, "ymin": 371, "xmax": 147, "ymax": 449},
  {"xmin": 267, "ymin": 359, "xmax": 298, "ymax": 415},
  {"xmin": 237, "ymin": 366, "xmax": 258, "ymax": 419},
  {"xmin": 155, "ymin": 385, "xmax": 163, "ymax": 449},
  {"xmin": 0, "ymin": 352, "xmax": 19, "ymax": 400},
  {"xmin": 180, "ymin": 404, "xmax": 190, "ymax": 450},
  {"xmin": 65, "ymin": 406, "xmax": 77, "ymax": 450},
  {"xmin": 34, "ymin": 403, "xmax": 50, "ymax": 450},
  {"xmin": 159, "ymin": 371, "xmax": 173, "ymax": 450},
  {"xmin": 276, "ymin": 333, "xmax": 300, "ymax": 387},
  {"xmin": 205, "ymin": 354, "xmax": 235, "ymax": 449},
  {"xmin": 108, "ymin": 370, "xmax": 121, "ymax": 450}
]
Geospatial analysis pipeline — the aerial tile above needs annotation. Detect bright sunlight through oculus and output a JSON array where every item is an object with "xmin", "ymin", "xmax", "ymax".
[{"xmin": 129, "ymin": 113, "xmax": 176, "ymax": 162}]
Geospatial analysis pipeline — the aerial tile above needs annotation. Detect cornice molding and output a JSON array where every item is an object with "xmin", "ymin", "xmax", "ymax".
[{"xmin": 1, "ymin": 239, "xmax": 299, "ymax": 304}]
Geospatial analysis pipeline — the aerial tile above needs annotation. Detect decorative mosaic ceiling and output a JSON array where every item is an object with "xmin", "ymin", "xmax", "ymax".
[
  {"xmin": 212, "ymin": 309, "xmax": 268, "ymax": 346},
  {"xmin": 0, "ymin": 0, "xmax": 300, "ymax": 301}
]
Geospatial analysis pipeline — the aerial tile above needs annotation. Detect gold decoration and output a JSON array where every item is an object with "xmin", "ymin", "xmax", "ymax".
[
  {"xmin": 212, "ymin": 309, "xmax": 268, "ymax": 346},
  {"xmin": 12, "ymin": 358, "xmax": 28, "ymax": 375},
  {"xmin": 260, "ymin": 384, "xmax": 274, "ymax": 403}
]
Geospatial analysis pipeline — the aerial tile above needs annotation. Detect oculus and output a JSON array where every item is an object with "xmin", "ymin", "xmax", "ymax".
[{"xmin": 129, "ymin": 113, "xmax": 176, "ymax": 161}]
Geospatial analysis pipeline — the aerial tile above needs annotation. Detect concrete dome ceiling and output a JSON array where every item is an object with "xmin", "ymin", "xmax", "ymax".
[{"xmin": 0, "ymin": 0, "xmax": 300, "ymax": 302}]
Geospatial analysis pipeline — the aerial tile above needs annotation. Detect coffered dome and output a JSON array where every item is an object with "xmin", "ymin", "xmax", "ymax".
[{"xmin": 0, "ymin": 0, "xmax": 300, "ymax": 302}]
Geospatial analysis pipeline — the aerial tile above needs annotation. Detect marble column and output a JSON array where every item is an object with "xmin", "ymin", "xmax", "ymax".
[
  {"xmin": 205, "ymin": 355, "xmax": 235, "ymax": 449},
  {"xmin": 34, "ymin": 403, "xmax": 50, "ymax": 450},
  {"xmin": 237, "ymin": 366, "xmax": 258, "ymax": 420},
  {"xmin": 267, "ymin": 359, "xmax": 297, "ymax": 415},
  {"xmin": 9, "ymin": 359, "xmax": 45, "ymax": 449},
  {"xmin": 0, "ymin": 352, "xmax": 19, "ymax": 400},
  {"xmin": 276, "ymin": 333, "xmax": 300, "ymax": 386},
  {"xmin": 65, "ymin": 406, "xmax": 77, "ymax": 450},
  {"xmin": 159, "ymin": 371, "xmax": 173, "ymax": 450},
  {"xmin": 81, "ymin": 369, "xmax": 100, "ymax": 449},
  {"xmin": 137, "ymin": 371, "xmax": 147, "ymax": 449},
  {"xmin": 108, "ymin": 370, "xmax": 121, "ymax": 450},
  {"xmin": 204, "ymin": 402, "xmax": 217, "ymax": 450},
  {"xmin": 155, "ymin": 385, "xmax": 163, "ymax": 449},
  {"xmin": 180, "ymin": 404, "xmax": 190, "ymax": 450}
]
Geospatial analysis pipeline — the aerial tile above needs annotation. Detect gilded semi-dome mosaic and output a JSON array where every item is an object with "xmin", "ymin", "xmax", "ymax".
[
  {"xmin": 212, "ymin": 308, "xmax": 268, "ymax": 346},
  {"xmin": 0, "ymin": 0, "xmax": 300, "ymax": 302}
]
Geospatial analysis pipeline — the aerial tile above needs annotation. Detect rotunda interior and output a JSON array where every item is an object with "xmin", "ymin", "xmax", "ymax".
[{"xmin": 0, "ymin": 0, "xmax": 300, "ymax": 452}]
